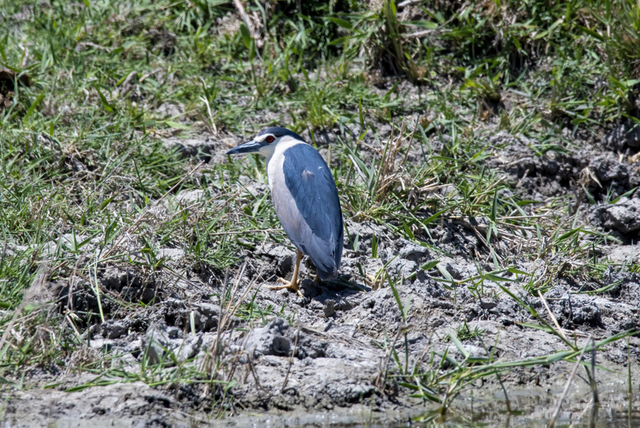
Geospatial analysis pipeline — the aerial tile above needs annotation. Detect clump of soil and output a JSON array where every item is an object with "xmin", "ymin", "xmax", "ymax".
[{"xmin": 0, "ymin": 68, "xmax": 30, "ymax": 111}]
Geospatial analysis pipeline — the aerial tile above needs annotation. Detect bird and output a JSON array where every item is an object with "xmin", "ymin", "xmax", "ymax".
[{"xmin": 226, "ymin": 127, "xmax": 344, "ymax": 297}]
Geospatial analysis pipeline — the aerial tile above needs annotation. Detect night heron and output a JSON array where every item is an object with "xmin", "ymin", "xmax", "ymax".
[{"xmin": 226, "ymin": 127, "xmax": 344, "ymax": 297}]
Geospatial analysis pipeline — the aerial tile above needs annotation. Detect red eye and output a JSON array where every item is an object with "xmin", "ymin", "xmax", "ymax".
[{"xmin": 266, "ymin": 135, "xmax": 275, "ymax": 143}]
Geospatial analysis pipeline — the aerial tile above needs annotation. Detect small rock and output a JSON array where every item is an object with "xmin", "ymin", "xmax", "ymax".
[
  {"xmin": 604, "ymin": 121, "xmax": 640, "ymax": 150},
  {"xmin": 189, "ymin": 302, "xmax": 220, "ymax": 332},
  {"xmin": 272, "ymin": 336, "xmax": 291, "ymax": 356},
  {"xmin": 323, "ymin": 299, "xmax": 336, "ymax": 318},
  {"xmin": 88, "ymin": 339, "xmax": 115, "ymax": 352},
  {"xmin": 443, "ymin": 262, "xmax": 462, "ymax": 280},
  {"xmin": 244, "ymin": 318, "xmax": 290, "ymax": 357},
  {"xmin": 606, "ymin": 245, "xmax": 640, "ymax": 263},
  {"xmin": 257, "ymin": 243, "xmax": 294, "ymax": 259},
  {"xmin": 102, "ymin": 320, "xmax": 127, "ymax": 339},
  {"xmin": 385, "ymin": 258, "xmax": 417, "ymax": 278},
  {"xmin": 154, "ymin": 102, "xmax": 184, "ymax": 118},
  {"xmin": 142, "ymin": 325, "xmax": 171, "ymax": 364},
  {"xmin": 480, "ymin": 300, "xmax": 497, "ymax": 310},
  {"xmin": 499, "ymin": 317, "xmax": 514, "ymax": 326},
  {"xmin": 398, "ymin": 241, "xmax": 429, "ymax": 261},
  {"xmin": 439, "ymin": 230, "xmax": 454, "ymax": 244},
  {"xmin": 124, "ymin": 338, "xmax": 143, "ymax": 358},
  {"xmin": 276, "ymin": 254, "xmax": 293, "ymax": 277},
  {"xmin": 595, "ymin": 199, "xmax": 640, "ymax": 234},
  {"xmin": 166, "ymin": 326, "xmax": 181, "ymax": 339},
  {"xmin": 101, "ymin": 267, "xmax": 133, "ymax": 292},
  {"xmin": 590, "ymin": 157, "xmax": 628, "ymax": 184},
  {"xmin": 173, "ymin": 334, "xmax": 202, "ymax": 362},
  {"xmin": 564, "ymin": 300, "xmax": 602, "ymax": 327},
  {"xmin": 242, "ymin": 318, "xmax": 327, "ymax": 359}
]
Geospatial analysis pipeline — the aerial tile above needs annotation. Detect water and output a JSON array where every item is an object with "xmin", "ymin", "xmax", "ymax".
[{"xmin": 408, "ymin": 385, "xmax": 640, "ymax": 427}]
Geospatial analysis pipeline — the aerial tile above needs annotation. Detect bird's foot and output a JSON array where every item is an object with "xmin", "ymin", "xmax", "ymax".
[{"xmin": 269, "ymin": 278, "xmax": 303, "ymax": 298}]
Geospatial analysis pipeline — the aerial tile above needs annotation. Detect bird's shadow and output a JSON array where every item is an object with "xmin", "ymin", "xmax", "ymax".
[{"xmin": 298, "ymin": 276, "xmax": 370, "ymax": 306}]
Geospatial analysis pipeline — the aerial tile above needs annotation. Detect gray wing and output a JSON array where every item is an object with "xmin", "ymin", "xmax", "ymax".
[{"xmin": 279, "ymin": 144, "xmax": 343, "ymax": 279}]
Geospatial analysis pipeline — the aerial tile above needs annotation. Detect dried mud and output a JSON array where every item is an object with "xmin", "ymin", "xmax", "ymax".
[{"xmin": 3, "ymin": 87, "xmax": 640, "ymax": 427}]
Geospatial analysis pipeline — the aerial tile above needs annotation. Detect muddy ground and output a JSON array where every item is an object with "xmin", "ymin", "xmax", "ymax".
[{"xmin": 2, "ymin": 83, "xmax": 640, "ymax": 427}]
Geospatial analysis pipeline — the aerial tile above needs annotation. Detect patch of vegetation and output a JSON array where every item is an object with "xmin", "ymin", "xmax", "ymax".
[{"xmin": 0, "ymin": 0, "xmax": 638, "ymax": 423}]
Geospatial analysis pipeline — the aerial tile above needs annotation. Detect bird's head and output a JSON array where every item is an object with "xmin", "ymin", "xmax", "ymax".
[{"xmin": 226, "ymin": 127, "xmax": 305, "ymax": 159}]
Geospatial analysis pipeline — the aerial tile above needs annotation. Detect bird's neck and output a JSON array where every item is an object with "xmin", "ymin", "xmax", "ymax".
[
  {"xmin": 263, "ymin": 136, "xmax": 306, "ymax": 163},
  {"xmin": 265, "ymin": 136, "xmax": 307, "ymax": 189}
]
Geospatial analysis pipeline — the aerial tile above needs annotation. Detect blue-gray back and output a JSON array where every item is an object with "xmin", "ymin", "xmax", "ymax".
[{"xmin": 282, "ymin": 143, "xmax": 343, "ymax": 271}]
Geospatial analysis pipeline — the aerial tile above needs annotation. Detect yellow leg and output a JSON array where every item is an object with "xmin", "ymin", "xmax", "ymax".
[{"xmin": 269, "ymin": 250, "xmax": 304, "ymax": 297}]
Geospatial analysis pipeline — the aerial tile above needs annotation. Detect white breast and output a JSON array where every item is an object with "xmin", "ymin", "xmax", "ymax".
[{"xmin": 265, "ymin": 137, "xmax": 311, "ymax": 254}]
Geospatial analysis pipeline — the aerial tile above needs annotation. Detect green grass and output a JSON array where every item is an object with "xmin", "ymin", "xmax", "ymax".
[{"xmin": 0, "ymin": 0, "xmax": 638, "ymax": 420}]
